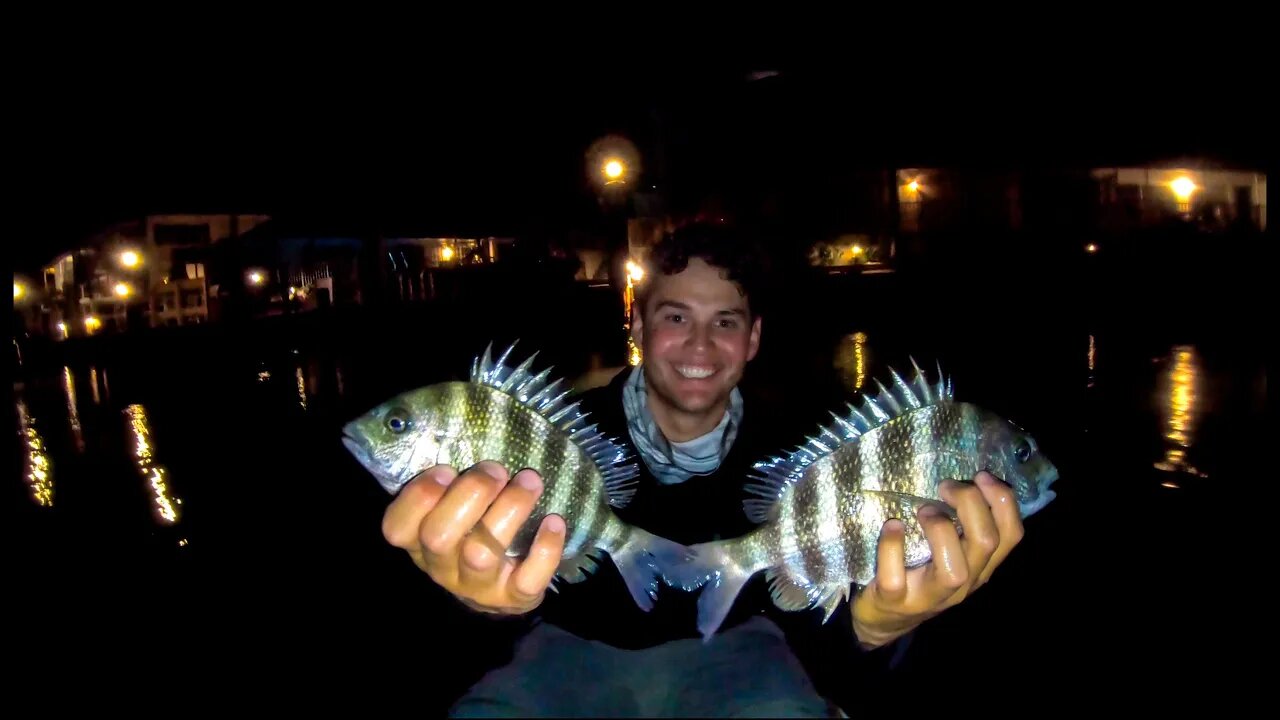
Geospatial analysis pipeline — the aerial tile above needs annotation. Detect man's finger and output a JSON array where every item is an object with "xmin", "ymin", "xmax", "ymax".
[
  {"xmin": 417, "ymin": 461, "xmax": 510, "ymax": 558},
  {"xmin": 874, "ymin": 519, "xmax": 907, "ymax": 605},
  {"xmin": 973, "ymin": 471, "xmax": 1025, "ymax": 584},
  {"xmin": 458, "ymin": 469, "xmax": 545, "ymax": 589},
  {"xmin": 509, "ymin": 514, "xmax": 567, "ymax": 604},
  {"xmin": 482, "ymin": 469, "xmax": 546, "ymax": 549},
  {"xmin": 382, "ymin": 465, "xmax": 458, "ymax": 550},
  {"xmin": 942, "ymin": 479, "xmax": 1000, "ymax": 586},
  {"xmin": 918, "ymin": 504, "xmax": 968, "ymax": 605}
]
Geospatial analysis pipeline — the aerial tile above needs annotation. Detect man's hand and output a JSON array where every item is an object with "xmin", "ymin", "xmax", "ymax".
[
  {"xmin": 851, "ymin": 471, "xmax": 1025, "ymax": 649},
  {"xmin": 382, "ymin": 461, "xmax": 566, "ymax": 615}
]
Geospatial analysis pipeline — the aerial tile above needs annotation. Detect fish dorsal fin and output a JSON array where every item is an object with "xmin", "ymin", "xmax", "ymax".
[
  {"xmin": 742, "ymin": 360, "xmax": 955, "ymax": 524},
  {"xmin": 471, "ymin": 341, "xmax": 639, "ymax": 508}
]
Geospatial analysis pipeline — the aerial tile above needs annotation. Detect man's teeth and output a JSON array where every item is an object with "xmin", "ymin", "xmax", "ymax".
[{"xmin": 676, "ymin": 365, "xmax": 715, "ymax": 379}]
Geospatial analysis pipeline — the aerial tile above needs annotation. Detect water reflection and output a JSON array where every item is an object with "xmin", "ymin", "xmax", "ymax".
[
  {"xmin": 295, "ymin": 365, "xmax": 308, "ymax": 410},
  {"xmin": 1153, "ymin": 346, "xmax": 1206, "ymax": 478},
  {"xmin": 124, "ymin": 404, "xmax": 182, "ymax": 524},
  {"xmin": 1086, "ymin": 335, "xmax": 1096, "ymax": 388},
  {"xmin": 89, "ymin": 366, "xmax": 102, "ymax": 405},
  {"xmin": 16, "ymin": 393, "xmax": 53, "ymax": 507},
  {"xmin": 62, "ymin": 366, "xmax": 84, "ymax": 453},
  {"xmin": 833, "ymin": 332, "xmax": 869, "ymax": 393}
]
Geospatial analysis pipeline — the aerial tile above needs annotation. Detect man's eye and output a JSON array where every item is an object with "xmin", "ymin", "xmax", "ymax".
[
  {"xmin": 665, "ymin": 314, "xmax": 684, "ymax": 323},
  {"xmin": 718, "ymin": 319, "xmax": 738, "ymax": 329}
]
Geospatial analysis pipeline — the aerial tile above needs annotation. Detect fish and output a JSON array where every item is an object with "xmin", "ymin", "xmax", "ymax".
[
  {"xmin": 661, "ymin": 359, "xmax": 1059, "ymax": 641},
  {"xmin": 341, "ymin": 341, "xmax": 692, "ymax": 612}
]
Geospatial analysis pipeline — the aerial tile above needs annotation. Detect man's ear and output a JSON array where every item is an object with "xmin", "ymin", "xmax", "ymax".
[
  {"xmin": 746, "ymin": 316, "xmax": 762, "ymax": 362},
  {"xmin": 631, "ymin": 305, "xmax": 644, "ymax": 347}
]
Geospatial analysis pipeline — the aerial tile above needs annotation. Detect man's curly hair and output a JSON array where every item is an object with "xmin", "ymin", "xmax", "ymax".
[{"xmin": 634, "ymin": 222, "xmax": 771, "ymax": 320}]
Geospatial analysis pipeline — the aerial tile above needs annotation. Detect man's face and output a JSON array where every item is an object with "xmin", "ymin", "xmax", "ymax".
[{"xmin": 632, "ymin": 257, "xmax": 761, "ymax": 417}]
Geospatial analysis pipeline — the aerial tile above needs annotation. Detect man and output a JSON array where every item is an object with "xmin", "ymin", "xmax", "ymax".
[{"xmin": 380, "ymin": 224, "xmax": 1026, "ymax": 716}]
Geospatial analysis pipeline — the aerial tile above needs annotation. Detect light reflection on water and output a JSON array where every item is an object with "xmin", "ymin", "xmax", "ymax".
[
  {"xmin": 89, "ymin": 366, "xmax": 102, "ymax": 405},
  {"xmin": 15, "ymin": 392, "xmax": 53, "ymax": 507},
  {"xmin": 1153, "ymin": 345, "xmax": 1206, "ymax": 480},
  {"xmin": 833, "ymin": 331, "xmax": 869, "ymax": 393},
  {"xmin": 62, "ymin": 366, "xmax": 84, "ymax": 453},
  {"xmin": 1086, "ymin": 335, "xmax": 1096, "ymax": 388},
  {"xmin": 124, "ymin": 404, "xmax": 182, "ymax": 525},
  {"xmin": 296, "ymin": 365, "xmax": 308, "ymax": 410}
]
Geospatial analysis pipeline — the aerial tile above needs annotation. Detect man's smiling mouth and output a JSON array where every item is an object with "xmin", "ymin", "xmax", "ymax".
[{"xmin": 675, "ymin": 365, "xmax": 716, "ymax": 379}]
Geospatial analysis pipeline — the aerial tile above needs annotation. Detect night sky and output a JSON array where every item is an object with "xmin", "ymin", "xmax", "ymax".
[{"xmin": 15, "ymin": 54, "xmax": 1266, "ymax": 275}]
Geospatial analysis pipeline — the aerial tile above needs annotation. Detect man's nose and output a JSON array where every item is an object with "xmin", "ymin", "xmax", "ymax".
[{"xmin": 686, "ymin": 323, "xmax": 711, "ymax": 350}]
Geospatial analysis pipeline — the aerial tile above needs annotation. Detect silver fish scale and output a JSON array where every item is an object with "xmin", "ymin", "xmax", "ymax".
[
  {"xmin": 442, "ymin": 383, "xmax": 625, "ymax": 559},
  {"xmin": 772, "ymin": 402, "xmax": 982, "ymax": 589}
]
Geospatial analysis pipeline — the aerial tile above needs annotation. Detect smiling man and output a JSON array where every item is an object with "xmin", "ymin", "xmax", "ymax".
[{"xmin": 381, "ymin": 223, "xmax": 1028, "ymax": 717}]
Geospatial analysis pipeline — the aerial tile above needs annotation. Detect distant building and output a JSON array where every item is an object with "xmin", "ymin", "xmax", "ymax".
[
  {"xmin": 1091, "ymin": 165, "xmax": 1266, "ymax": 233},
  {"xmin": 33, "ymin": 213, "xmax": 270, "ymax": 338},
  {"xmin": 232, "ymin": 218, "xmax": 519, "ymax": 311},
  {"xmin": 893, "ymin": 164, "xmax": 1266, "ymax": 238}
]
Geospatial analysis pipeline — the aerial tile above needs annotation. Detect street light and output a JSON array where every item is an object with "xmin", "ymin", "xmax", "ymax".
[
  {"xmin": 247, "ymin": 270, "xmax": 265, "ymax": 286},
  {"xmin": 114, "ymin": 282, "xmax": 132, "ymax": 298},
  {"xmin": 14, "ymin": 281, "xmax": 24, "ymax": 300},
  {"xmin": 120, "ymin": 251, "xmax": 141, "ymax": 269},
  {"xmin": 1171, "ymin": 176, "xmax": 1196, "ymax": 202},
  {"xmin": 604, "ymin": 159, "xmax": 626, "ymax": 184},
  {"xmin": 586, "ymin": 135, "xmax": 639, "ymax": 194}
]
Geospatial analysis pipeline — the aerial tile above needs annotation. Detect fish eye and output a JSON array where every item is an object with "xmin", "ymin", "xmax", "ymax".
[
  {"xmin": 385, "ymin": 408, "xmax": 412, "ymax": 434},
  {"xmin": 1014, "ymin": 440, "xmax": 1032, "ymax": 463}
]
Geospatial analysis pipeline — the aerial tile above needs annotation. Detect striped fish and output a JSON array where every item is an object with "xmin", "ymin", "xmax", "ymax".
[
  {"xmin": 662, "ymin": 360, "xmax": 1059, "ymax": 641},
  {"xmin": 341, "ymin": 341, "xmax": 692, "ymax": 612}
]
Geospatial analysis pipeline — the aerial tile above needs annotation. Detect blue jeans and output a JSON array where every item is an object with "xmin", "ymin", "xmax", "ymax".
[{"xmin": 450, "ymin": 616, "xmax": 839, "ymax": 718}]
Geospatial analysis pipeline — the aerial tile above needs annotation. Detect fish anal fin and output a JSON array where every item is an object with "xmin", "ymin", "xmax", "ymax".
[
  {"xmin": 817, "ymin": 583, "xmax": 850, "ymax": 623},
  {"xmin": 765, "ymin": 568, "xmax": 819, "ymax": 612},
  {"xmin": 554, "ymin": 551, "xmax": 600, "ymax": 585}
]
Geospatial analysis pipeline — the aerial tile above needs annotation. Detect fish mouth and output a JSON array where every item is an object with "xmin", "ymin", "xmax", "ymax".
[
  {"xmin": 342, "ymin": 428, "xmax": 402, "ymax": 493},
  {"xmin": 1020, "ymin": 466, "xmax": 1060, "ymax": 516},
  {"xmin": 1020, "ymin": 490, "xmax": 1057, "ymax": 516},
  {"xmin": 341, "ymin": 434, "xmax": 371, "ymax": 469}
]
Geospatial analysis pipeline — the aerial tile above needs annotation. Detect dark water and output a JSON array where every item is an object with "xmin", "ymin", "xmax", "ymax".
[{"xmin": 8, "ymin": 268, "xmax": 1265, "ymax": 711}]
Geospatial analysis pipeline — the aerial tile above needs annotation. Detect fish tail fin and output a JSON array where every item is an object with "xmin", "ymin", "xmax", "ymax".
[
  {"xmin": 649, "ymin": 532, "xmax": 764, "ymax": 643},
  {"xmin": 608, "ymin": 528, "xmax": 695, "ymax": 613},
  {"xmin": 689, "ymin": 539, "xmax": 760, "ymax": 643}
]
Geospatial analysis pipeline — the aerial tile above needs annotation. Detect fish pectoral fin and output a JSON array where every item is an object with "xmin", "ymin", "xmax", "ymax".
[
  {"xmin": 554, "ymin": 551, "xmax": 600, "ymax": 585},
  {"xmin": 765, "ymin": 568, "xmax": 820, "ymax": 612}
]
